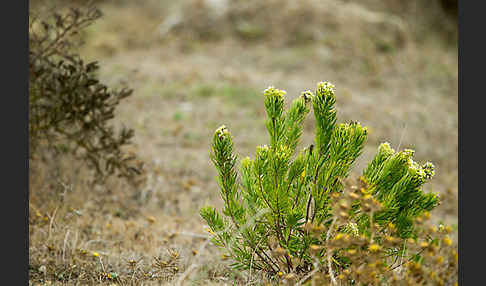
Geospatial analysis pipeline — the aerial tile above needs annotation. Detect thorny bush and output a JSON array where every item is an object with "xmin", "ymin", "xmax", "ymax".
[{"xmin": 29, "ymin": 5, "xmax": 144, "ymax": 185}]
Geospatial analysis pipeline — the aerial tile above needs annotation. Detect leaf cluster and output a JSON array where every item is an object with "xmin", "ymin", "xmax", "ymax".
[{"xmin": 29, "ymin": 5, "xmax": 144, "ymax": 184}]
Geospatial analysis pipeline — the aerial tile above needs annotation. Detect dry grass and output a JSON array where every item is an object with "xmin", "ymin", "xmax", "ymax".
[{"xmin": 29, "ymin": 0, "xmax": 457, "ymax": 285}]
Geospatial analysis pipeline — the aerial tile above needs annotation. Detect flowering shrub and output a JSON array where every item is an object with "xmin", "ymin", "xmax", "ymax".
[{"xmin": 200, "ymin": 82, "xmax": 456, "ymax": 285}]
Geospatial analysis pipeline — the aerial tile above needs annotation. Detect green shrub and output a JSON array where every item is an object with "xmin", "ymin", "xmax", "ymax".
[
  {"xmin": 200, "ymin": 82, "xmax": 456, "ymax": 284},
  {"xmin": 29, "ymin": 5, "xmax": 143, "ymax": 184}
]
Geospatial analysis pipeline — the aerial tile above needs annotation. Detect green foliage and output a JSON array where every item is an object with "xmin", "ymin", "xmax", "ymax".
[
  {"xmin": 360, "ymin": 144, "xmax": 439, "ymax": 238},
  {"xmin": 200, "ymin": 81, "xmax": 440, "ymax": 277},
  {"xmin": 29, "ymin": 5, "xmax": 144, "ymax": 184}
]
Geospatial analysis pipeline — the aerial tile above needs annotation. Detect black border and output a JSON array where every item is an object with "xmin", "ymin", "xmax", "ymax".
[
  {"xmin": 458, "ymin": 0, "xmax": 480, "ymax": 285},
  {"xmin": 3, "ymin": 0, "xmax": 29, "ymax": 284}
]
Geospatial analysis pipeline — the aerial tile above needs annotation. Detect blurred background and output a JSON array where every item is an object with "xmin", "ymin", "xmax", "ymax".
[{"xmin": 29, "ymin": 0, "xmax": 457, "ymax": 284}]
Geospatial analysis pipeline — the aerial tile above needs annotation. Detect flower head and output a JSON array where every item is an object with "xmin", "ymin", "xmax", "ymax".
[
  {"xmin": 300, "ymin": 90, "xmax": 313, "ymax": 104},
  {"xmin": 422, "ymin": 161, "xmax": 435, "ymax": 179},
  {"xmin": 215, "ymin": 125, "xmax": 230, "ymax": 138},
  {"xmin": 264, "ymin": 86, "xmax": 286, "ymax": 99},
  {"xmin": 316, "ymin": 81, "xmax": 336, "ymax": 97},
  {"xmin": 264, "ymin": 86, "xmax": 286, "ymax": 118},
  {"xmin": 368, "ymin": 244, "xmax": 381, "ymax": 252}
]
